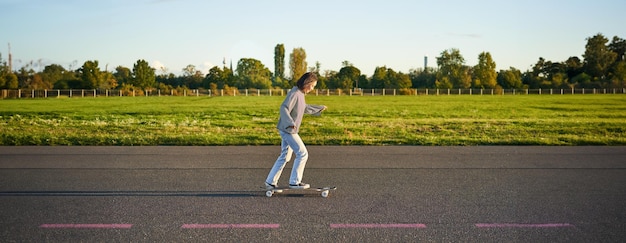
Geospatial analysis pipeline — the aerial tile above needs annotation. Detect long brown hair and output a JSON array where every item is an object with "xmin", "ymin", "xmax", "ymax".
[{"xmin": 296, "ymin": 72, "xmax": 318, "ymax": 90}]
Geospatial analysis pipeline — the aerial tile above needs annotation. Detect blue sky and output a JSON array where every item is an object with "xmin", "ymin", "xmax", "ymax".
[{"xmin": 1, "ymin": 0, "xmax": 625, "ymax": 77}]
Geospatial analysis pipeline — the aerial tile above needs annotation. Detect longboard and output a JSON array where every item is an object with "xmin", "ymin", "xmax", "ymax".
[{"xmin": 263, "ymin": 186, "xmax": 336, "ymax": 198}]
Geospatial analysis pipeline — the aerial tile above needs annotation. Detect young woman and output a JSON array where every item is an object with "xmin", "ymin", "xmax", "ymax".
[{"xmin": 265, "ymin": 72, "xmax": 326, "ymax": 189}]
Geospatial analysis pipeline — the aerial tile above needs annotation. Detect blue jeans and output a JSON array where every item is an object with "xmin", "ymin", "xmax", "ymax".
[{"xmin": 266, "ymin": 131, "xmax": 308, "ymax": 185}]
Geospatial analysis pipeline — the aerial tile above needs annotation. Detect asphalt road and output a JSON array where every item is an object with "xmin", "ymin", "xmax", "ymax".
[{"xmin": 0, "ymin": 146, "xmax": 624, "ymax": 242}]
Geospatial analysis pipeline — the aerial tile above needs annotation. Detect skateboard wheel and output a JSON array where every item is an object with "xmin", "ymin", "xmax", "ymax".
[
  {"xmin": 321, "ymin": 190, "xmax": 329, "ymax": 198},
  {"xmin": 265, "ymin": 190, "xmax": 273, "ymax": 197}
]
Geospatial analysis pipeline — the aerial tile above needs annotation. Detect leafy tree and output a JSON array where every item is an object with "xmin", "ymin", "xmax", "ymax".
[
  {"xmin": 393, "ymin": 71, "xmax": 412, "ymax": 89},
  {"xmin": 608, "ymin": 36, "xmax": 626, "ymax": 86},
  {"xmin": 41, "ymin": 64, "xmax": 66, "ymax": 88},
  {"xmin": 236, "ymin": 58, "xmax": 272, "ymax": 89},
  {"xmin": 0, "ymin": 54, "xmax": 6, "ymax": 71},
  {"xmin": 182, "ymin": 64, "xmax": 196, "ymax": 77},
  {"xmin": 608, "ymin": 36, "xmax": 626, "ymax": 62},
  {"xmin": 204, "ymin": 66, "xmax": 222, "ymax": 88},
  {"xmin": 609, "ymin": 61, "xmax": 626, "ymax": 87},
  {"xmin": 79, "ymin": 60, "xmax": 102, "ymax": 89},
  {"xmin": 4, "ymin": 72, "xmax": 18, "ymax": 89},
  {"xmin": 114, "ymin": 66, "xmax": 132, "ymax": 86},
  {"xmin": 357, "ymin": 75, "xmax": 368, "ymax": 90},
  {"xmin": 16, "ymin": 66, "xmax": 35, "ymax": 88},
  {"xmin": 583, "ymin": 33, "xmax": 616, "ymax": 81},
  {"xmin": 570, "ymin": 73, "xmax": 592, "ymax": 87},
  {"xmin": 273, "ymin": 44, "xmax": 288, "ymax": 88},
  {"xmin": 273, "ymin": 76, "xmax": 290, "ymax": 89},
  {"xmin": 371, "ymin": 66, "xmax": 411, "ymax": 89},
  {"xmin": 156, "ymin": 73, "xmax": 181, "ymax": 88},
  {"xmin": 100, "ymin": 71, "xmax": 118, "ymax": 89},
  {"xmin": 204, "ymin": 65, "xmax": 233, "ymax": 89},
  {"xmin": 550, "ymin": 72, "xmax": 568, "ymax": 88},
  {"xmin": 409, "ymin": 68, "xmax": 436, "ymax": 88},
  {"xmin": 436, "ymin": 48, "xmax": 471, "ymax": 88},
  {"xmin": 29, "ymin": 73, "xmax": 51, "ymax": 89},
  {"xmin": 497, "ymin": 67, "xmax": 523, "ymax": 89},
  {"xmin": 132, "ymin": 59, "xmax": 156, "ymax": 89},
  {"xmin": 289, "ymin": 47, "xmax": 307, "ymax": 85},
  {"xmin": 370, "ymin": 66, "xmax": 387, "ymax": 89},
  {"xmin": 328, "ymin": 62, "xmax": 360, "ymax": 89},
  {"xmin": 0, "ymin": 54, "xmax": 8, "ymax": 87},
  {"xmin": 319, "ymin": 70, "xmax": 337, "ymax": 89},
  {"xmin": 564, "ymin": 56, "xmax": 584, "ymax": 79},
  {"xmin": 435, "ymin": 76, "xmax": 453, "ymax": 89},
  {"xmin": 473, "ymin": 52, "xmax": 498, "ymax": 88},
  {"xmin": 274, "ymin": 44, "xmax": 285, "ymax": 80},
  {"xmin": 309, "ymin": 61, "xmax": 321, "ymax": 74},
  {"xmin": 526, "ymin": 57, "xmax": 571, "ymax": 88},
  {"xmin": 308, "ymin": 61, "xmax": 328, "ymax": 89},
  {"xmin": 549, "ymin": 62, "xmax": 569, "ymax": 87},
  {"xmin": 181, "ymin": 64, "xmax": 203, "ymax": 89},
  {"xmin": 526, "ymin": 57, "xmax": 548, "ymax": 88},
  {"xmin": 52, "ymin": 69, "xmax": 80, "ymax": 89}
]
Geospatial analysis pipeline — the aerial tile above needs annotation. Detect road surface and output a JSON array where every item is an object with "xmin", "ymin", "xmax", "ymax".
[{"xmin": 0, "ymin": 146, "xmax": 624, "ymax": 242}]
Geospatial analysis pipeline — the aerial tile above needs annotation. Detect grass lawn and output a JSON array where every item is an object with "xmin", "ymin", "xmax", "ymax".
[{"xmin": 1, "ymin": 95, "xmax": 625, "ymax": 145}]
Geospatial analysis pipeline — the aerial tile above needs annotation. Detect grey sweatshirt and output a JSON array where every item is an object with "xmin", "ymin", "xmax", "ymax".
[{"xmin": 277, "ymin": 87, "xmax": 325, "ymax": 134}]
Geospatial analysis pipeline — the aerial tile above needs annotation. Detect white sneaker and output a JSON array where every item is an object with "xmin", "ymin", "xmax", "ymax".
[
  {"xmin": 265, "ymin": 182, "xmax": 277, "ymax": 190},
  {"xmin": 265, "ymin": 182, "xmax": 283, "ymax": 193},
  {"xmin": 289, "ymin": 183, "xmax": 310, "ymax": 189}
]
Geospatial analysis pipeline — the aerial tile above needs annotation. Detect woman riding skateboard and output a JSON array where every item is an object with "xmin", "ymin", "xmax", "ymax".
[{"xmin": 265, "ymin": 72, "xmax": 326, "ymax": 190}]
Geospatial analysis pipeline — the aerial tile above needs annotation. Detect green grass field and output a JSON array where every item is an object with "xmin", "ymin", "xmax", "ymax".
[{"xmin": 1, "ymin": 95, "xmax": 625, "ymax": 145}]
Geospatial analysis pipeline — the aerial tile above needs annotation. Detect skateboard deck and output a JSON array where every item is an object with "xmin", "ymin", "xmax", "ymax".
[{"xmin": 263, "ymin": 186, "xmax": 336, "ymax": 198}]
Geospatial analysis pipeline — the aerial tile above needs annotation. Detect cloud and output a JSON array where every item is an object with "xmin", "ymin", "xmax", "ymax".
[
  {"xmin": 151, "ymin": 60, "xmax": 167, "ymax": 73},
  {"xmin": 199, "ymin": 61, "xmax": 214, "ymax": 74}
]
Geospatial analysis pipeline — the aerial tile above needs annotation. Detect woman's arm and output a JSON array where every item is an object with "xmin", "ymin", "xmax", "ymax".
[{"xmin": 304, "ymin": 104, "xmax": 327, "ymax": 116}]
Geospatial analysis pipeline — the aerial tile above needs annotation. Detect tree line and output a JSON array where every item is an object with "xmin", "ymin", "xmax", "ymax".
[{"xmin": 1, "ymin": 33, "xmax": 624, "ymax": 92}]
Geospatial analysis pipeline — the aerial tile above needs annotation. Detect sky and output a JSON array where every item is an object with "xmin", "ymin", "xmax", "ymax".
[{"xmin": 1, "ymin": 0, "xmax": 625, "ymax": 77}]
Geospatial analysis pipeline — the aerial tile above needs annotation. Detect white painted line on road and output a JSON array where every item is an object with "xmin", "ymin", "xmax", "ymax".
[
  {"xmin": 39, "ymin": 224, "xmax": 132, "ymax": 229},
  {"xmin": 36, "ymin": 222, "xmax": 577, "ymax": 230},
  {"xmin": 331, "ymin": 223, "xmax": 427, "ymax": 229},
  {"xmin": 475, "ymin": 223, "xmax": 574, "ymax": 228},
  {"xmin": 181, "ymin": 224, "xmax": 280, "ymax": 229}
]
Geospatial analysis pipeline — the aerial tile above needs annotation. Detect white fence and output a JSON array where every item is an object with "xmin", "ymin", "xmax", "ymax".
[{"xmin": 2, "ymin": 88, "xmax": 625, "ymax": 98}]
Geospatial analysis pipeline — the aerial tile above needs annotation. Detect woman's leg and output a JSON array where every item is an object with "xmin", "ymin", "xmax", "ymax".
[
  {"xmin": 280, "ymin": 132, "xmax": 308, "ymax": 185},
  {"xmin": 265, "ymin": 137, "xmax": 292, "ymax": 186}
]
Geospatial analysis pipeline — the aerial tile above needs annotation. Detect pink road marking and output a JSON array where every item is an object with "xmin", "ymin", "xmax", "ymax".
[
  {"xmin": 39, "ymin": 224, "xmax": 132, "ymax": 229},
  {"xmin": 181, "ymin": 224, "xmax": 280, "ymax": 229},
  {"xmin": 330, "ymin": 223, "xmax": 427, "ymax": 229},
  {"xmin": 475, "ymin": 223, "xmax": 574, "ymax": 228}
]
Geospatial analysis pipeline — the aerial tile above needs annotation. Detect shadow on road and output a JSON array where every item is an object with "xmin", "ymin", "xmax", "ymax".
[{"xmin": 0, "ymin": 191, "xmax": 260, "ymax": 198}]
